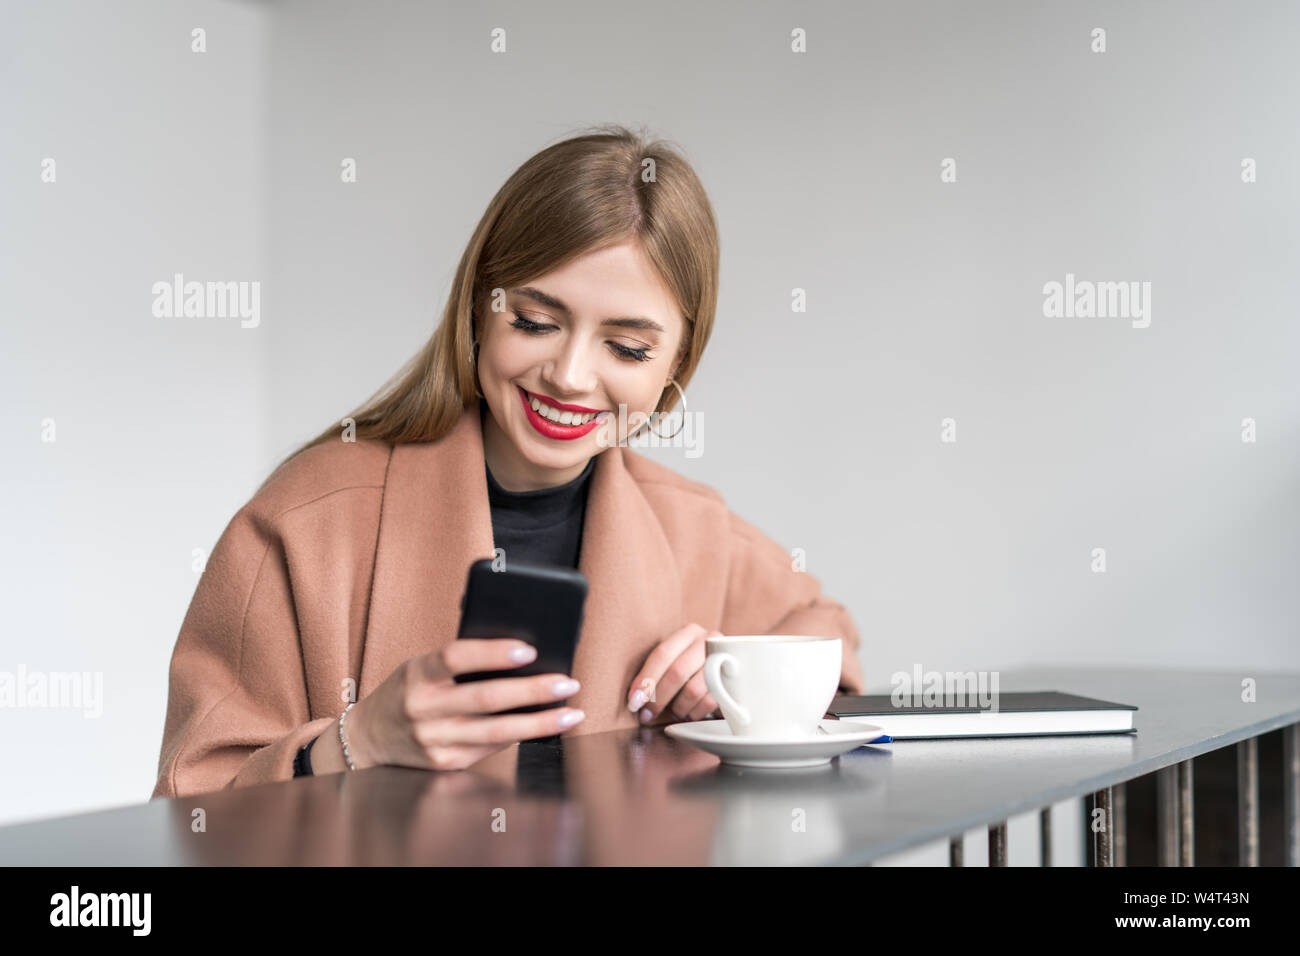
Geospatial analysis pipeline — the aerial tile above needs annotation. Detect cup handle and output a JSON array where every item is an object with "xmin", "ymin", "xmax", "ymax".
[{"xmin": 704, "ymin": 652, "xmax": 750, "ymax": 729}]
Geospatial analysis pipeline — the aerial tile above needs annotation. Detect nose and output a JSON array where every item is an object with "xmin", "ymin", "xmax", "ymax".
[{"xmin": 543, "ymin": 336, "xmax": 598, "ymax": 399}]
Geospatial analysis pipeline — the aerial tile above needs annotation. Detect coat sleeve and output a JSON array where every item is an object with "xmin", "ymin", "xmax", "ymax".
[
  {"xmin": 718, "ymin": 510, "xmax": 866, "ymax": 695},
  {"xmin": 151, "ymin": 503, "xmax": 338, "ymax": 800}
]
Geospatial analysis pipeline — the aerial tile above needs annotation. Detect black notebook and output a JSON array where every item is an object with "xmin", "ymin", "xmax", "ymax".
[{"xmin": 827, "ymin": 691, "xmax": 1138, "ymax": 739}]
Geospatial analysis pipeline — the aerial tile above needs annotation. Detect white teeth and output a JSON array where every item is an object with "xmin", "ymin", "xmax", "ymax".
[{"xmin": 527, "ymin": 392, "xmax": 597, "ymax": 425}]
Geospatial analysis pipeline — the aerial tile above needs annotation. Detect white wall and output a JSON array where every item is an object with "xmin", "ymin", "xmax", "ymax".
[
  {"xmin": 1, "ymin": 0, "xmax": 1296, "ymax": 849},
  {"xmin": 1, "ymin": 0, "xmax": 272, "ymax": 825}
]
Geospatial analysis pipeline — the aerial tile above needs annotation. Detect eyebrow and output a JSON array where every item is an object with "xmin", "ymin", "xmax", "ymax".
[{"xmin": 510, "ymin": 286, "xmax": 667, "ymax": 333}]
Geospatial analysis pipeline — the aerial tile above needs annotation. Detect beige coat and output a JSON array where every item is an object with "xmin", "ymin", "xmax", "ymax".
[{"xmin": 152, "ymin": 400, "xmax": 866, "ymax": 798}]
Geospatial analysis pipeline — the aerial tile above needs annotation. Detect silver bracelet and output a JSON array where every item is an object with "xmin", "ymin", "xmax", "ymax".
[{"xmin": 338, "ymin": 702, "xmax": 357, "ymax": 771}]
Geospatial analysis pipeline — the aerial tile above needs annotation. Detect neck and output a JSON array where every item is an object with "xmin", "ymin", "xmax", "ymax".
[{"xmin": 480, "ymin": 400, "xmax": 592, "ymax": 492}]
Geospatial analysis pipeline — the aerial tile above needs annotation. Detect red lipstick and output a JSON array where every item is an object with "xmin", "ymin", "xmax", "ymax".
[
  {"xmin": 517, "ymin": 386, "xmax": 609, "ymax": 441},
  {"xmin": 524, "ymin": 389, "xmax": 603, "ymax": 413}
]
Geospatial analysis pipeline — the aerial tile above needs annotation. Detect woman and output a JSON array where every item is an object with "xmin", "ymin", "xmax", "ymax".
[{"xmin": 152, "ymin": 125, "xmax": 866, "ymax": 799}]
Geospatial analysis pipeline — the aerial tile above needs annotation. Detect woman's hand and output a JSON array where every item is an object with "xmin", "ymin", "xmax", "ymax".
[
  {"xmin": 346, "ymin": 639, "xmax": 586, "ymax": 771},
  {"xmin": 626, "ymin": 622, "xmax": 722, "ymax": 725}
]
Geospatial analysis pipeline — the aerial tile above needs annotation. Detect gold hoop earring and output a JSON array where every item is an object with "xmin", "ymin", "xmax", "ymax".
[{"xmin": 646, "ymin": 377, "xmax": 687, "ymax": 439}]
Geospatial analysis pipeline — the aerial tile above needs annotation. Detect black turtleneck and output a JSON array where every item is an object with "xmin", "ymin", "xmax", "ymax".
[{"xmin": 485, "ymin": 453, "xmax": 594, "ymax": 569}]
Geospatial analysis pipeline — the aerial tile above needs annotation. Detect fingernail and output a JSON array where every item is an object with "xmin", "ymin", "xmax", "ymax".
[
  {"xmin": 551, "ymin": 678, "xmax": 579, "ymax": 696},
  {"xmin": 558, "ymin": 709, "xmax": 585, "ymax": 728},
  {"xmin": 639, "ymin": 707, "xmax": 654, "ymax": 724},
  {"xmin": 510, "ymin": 645, "xmax": 537, "ymax": 662},
  {"xmin": 628, "ymin": 689, "xmax": 646, "ymax": 711}
]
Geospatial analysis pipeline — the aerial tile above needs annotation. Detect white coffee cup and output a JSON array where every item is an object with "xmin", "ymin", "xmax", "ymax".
[{"xmin": 703, "ymin": 635, "xmax": 842, "ymax": 739}]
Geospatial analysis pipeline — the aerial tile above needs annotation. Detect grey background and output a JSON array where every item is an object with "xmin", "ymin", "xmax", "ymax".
[{"xmin": 2, "ymin": 0, "xmax": 1296, "ymax": 866}]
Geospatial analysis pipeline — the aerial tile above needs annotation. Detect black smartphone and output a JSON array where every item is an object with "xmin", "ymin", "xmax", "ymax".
[{"xmin": 451, "ymin": 558, "xmax": 588, "ymax": 713}]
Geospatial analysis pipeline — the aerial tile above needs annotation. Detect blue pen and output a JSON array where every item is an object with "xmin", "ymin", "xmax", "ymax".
[{"xmin": 868, "ymin": 734, "xmax": 893, "ymax": 743}]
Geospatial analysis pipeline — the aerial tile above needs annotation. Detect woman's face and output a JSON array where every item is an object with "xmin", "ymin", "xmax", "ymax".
[{"xmin": 476, "ymin": 238, "xmax": 685, "ymax": 492}]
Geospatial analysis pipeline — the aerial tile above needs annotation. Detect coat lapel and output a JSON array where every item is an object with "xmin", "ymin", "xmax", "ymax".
[{"xmin": 360, "ymin": 401, "xmax": 683, "ymax": 736}]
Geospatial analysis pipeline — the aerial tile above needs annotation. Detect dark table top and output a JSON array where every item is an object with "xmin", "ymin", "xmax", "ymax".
[{"xmin": 2, "ymin": 666, "xmax": 1298, "ymax": 865}]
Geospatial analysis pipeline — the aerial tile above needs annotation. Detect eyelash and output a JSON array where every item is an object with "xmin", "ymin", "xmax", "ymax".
[{"xmin": 509, "ymin": 312, "xmax": 653, "ymax": 363}]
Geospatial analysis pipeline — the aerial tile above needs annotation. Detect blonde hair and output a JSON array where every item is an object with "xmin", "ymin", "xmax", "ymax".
[{"xmin": 265, "ymin": 123, "xmax": 720, "ymax": 486}]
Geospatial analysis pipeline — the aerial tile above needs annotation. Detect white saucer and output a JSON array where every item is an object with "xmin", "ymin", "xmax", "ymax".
[{"xmin": 664, "ymin": 718, "xmax": 889, "ymax": 768}]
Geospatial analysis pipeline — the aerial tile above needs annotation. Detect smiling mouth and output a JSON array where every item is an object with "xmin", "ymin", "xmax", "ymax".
[{"xmin": 518, "ymin": 386, "xmax": 609, "ymax": 426}]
